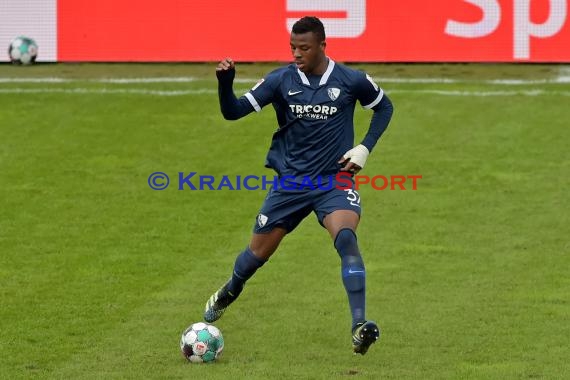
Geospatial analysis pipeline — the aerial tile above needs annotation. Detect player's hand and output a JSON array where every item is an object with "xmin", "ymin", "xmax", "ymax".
[
  {"xmin": 216, "ymin": 58, "xmax": 236, "ymax": 82},
  {"xmin": 216, "ymin": 57, "xmax": 235, "ymax": 72},
  {"xmin": 338, "ymin": 144, "xmax": 370, "ymax": 174}
]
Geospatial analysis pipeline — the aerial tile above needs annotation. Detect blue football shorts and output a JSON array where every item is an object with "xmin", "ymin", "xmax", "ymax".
[{"xmin": 253, "ymin": 178, "xmax": 362, "ymax": 234}]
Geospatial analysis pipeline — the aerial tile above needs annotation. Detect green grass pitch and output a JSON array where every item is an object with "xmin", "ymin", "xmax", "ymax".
[{"xmin": 0, "ymin": 63, "xmax": 568, "ymax": 379}]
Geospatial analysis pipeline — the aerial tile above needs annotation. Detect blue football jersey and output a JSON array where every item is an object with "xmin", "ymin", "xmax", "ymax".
[{"xmin": 244, "ymin": 59, "xmax": 384, "ymax": 182}]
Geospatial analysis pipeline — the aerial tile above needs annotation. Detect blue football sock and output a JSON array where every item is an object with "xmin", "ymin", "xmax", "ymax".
[
  {"xmin": 227, "ymin": 247, "xmax": 266, "ymax": 297},
  {"xmin": 334, "ymin": 228, "xmax": 366, "ymax": 330}
]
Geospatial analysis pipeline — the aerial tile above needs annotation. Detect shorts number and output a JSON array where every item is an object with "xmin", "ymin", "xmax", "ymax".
[{"xmin": 344, "ymin": 189, "xmax": 361, "ymax": 207}]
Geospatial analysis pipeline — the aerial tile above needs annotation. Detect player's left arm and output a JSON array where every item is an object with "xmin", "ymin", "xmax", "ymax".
[
  {"xmin": 361, "ymin": 94, "xmax": 393, "ymax": 152},
  {"xmin": 339, "ymin": 74, "xmax": 394, "ymax": 173}
]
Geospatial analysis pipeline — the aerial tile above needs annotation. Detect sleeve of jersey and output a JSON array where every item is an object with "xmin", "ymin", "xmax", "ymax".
[
  {"xmin": 361, "ymin": 95, "xmax": 394, "ymax": 152},
  {"xmin": 243, "ymin": 72, "xmax": 278, "ymax": 113},
  {"xmin": 355, "ymin": 73, "xmax": 394, "ymax": 152},
  {"xmin": 218, "ymin": 79, "xmax": 255, "ymax": 120}
]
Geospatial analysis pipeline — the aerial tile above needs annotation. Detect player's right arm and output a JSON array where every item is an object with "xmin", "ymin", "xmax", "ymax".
[{"xmin": 216, "ymin": 58, "xmax": 255, "ymax": 120}]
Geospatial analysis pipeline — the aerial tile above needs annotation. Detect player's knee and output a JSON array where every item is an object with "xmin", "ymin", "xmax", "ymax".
[{"xmin": 334, "ymin": 228, "xmax": 358, "ymax": 256}]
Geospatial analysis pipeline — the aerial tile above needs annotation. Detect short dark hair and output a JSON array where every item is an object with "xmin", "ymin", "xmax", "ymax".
[{"xmin": 291, "ymin": 16, "xmax": 326, "ymax": 42}]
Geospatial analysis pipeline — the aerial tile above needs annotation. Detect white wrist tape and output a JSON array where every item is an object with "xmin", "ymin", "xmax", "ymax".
[{"xmin": 342, "ymin": 144, "xmax": 370, "ymax": 168}]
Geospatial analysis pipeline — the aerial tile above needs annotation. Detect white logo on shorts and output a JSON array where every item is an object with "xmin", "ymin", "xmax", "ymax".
[{"xmin": 257, "ymin": 213, "xmax": 268, "ymax": 227}]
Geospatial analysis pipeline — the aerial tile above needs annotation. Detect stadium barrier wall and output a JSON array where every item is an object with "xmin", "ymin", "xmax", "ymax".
[{"xmin": 1, "ymin": 0, "xmax": 569, "ymax": 62}]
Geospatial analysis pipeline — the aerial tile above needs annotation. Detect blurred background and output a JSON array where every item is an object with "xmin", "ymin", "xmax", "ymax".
[{"xmin": 1, "ymin": 0, "xmax": 569, "ymax": 63}]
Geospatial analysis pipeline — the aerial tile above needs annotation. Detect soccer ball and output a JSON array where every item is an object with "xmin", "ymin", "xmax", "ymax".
[
  {"xmin": 8, "ymin": 36, "xmax": 38, "ymax": 65},
  {"xmin": 180, "ymin": 322, "xmax": 224, "ymax": 363}
]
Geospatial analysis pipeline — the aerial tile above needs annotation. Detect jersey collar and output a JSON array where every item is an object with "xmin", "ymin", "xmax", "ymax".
[{"xmin": 297, "ymin": 58, "xmax": 336, "ymax": 86}]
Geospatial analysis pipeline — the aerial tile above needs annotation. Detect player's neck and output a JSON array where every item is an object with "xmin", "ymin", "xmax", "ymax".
[{"xmin": 309, "ymin": 57, "xmax": 329, "ymax": 76}]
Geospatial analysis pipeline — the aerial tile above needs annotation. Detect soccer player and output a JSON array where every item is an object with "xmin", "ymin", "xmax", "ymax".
[{"xmin": 204, "ymin": 16, "xmax": 393, "ymax": 355}]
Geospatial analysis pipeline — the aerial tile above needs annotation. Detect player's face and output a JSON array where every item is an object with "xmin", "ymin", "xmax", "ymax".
[{"xmin": 290, "ymin": 32, "xmax": 326, "ymax": 75}]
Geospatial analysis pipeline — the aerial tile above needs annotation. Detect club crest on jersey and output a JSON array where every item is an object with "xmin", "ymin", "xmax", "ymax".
[
  {"xmin": 257, "ymin": 213, "xmax": 268, "ymax": 227},
  {"xmin": 327, "ymin": 87, "xmax": 340, "ymax": 101}
]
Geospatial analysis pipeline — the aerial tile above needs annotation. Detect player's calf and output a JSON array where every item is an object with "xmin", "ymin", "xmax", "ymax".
[{"xmin": 204, "ymin": 247, "xmax": 267, "ymax": 322}]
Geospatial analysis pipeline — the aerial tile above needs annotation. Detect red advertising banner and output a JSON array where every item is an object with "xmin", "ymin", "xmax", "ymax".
[{"xmin": 57, "ymin": 0, "xmax": 570, "ymax": 62}]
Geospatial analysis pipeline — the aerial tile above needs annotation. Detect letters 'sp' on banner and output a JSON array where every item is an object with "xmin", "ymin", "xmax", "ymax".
[{"xmin": 1, "ymin": 0, "xmax": 569, "ymax": 62}]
